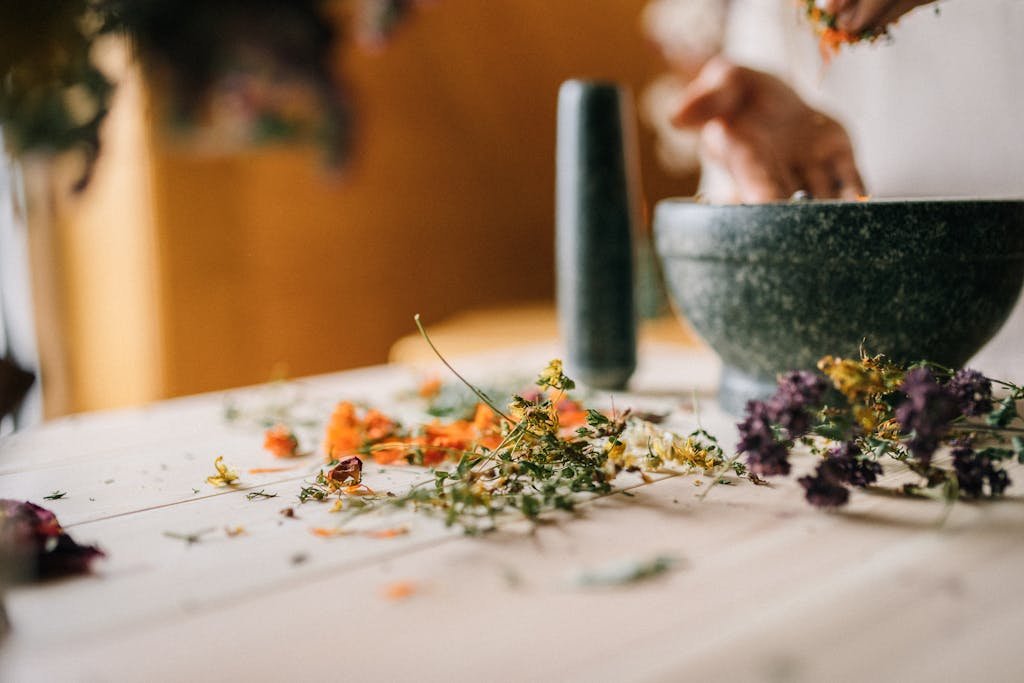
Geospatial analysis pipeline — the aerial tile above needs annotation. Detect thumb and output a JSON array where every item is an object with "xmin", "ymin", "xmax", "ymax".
[{"xmin": 671, "ymin": 57, "xmax": 747, "ymax": 128}]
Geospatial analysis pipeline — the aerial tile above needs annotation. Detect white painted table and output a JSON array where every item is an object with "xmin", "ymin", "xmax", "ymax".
[{"xmin": 1, "ymin": 341, "xmax": 1022, "ymax": 682}]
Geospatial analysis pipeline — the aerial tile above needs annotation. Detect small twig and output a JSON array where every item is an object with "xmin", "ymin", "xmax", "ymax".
[
  {"xmin": 696, "ymin": 450, "xmax": 742, "ymax": 502},
  {"xmin": 414, "ymin": 314, "xmax": 514, "ymax": 424},
  {"xmin": 163, "ymin": 528, "xmax": 216, "ymax": 545}
]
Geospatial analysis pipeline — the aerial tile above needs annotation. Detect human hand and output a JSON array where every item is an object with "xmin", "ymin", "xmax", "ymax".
[
  {"xmin": 672, "ymin": 57, "xmax": 865, "ymax": 202},
  {"xmin": 814, "ymin": 0, "xmax": 937, "ymax": 35}
]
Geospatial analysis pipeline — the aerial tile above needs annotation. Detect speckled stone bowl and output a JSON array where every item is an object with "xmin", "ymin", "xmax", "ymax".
[{"xmin": 654, "ymin": 199, "xmax": 1024, "ymax": 414}]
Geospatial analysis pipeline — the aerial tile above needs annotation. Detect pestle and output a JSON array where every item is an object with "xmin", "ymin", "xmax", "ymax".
[{"xmin": 556, "ymin": 80, "xmax": 639, "ymax": 390}]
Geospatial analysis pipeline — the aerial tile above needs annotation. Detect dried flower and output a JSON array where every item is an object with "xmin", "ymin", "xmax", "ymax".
[
  {"xmin": 206, "ymin": 456, "xmax": 240, "ymax": 487},
  {"xmin": 264, "ymin": 424, "xmax": 300, "ymax": 457},
  {"xmin": 765, "ymin": 370, "xmax": 827, "ymax": 438},
  {"xmin": 366, "ymin": 526, "xmax": 409, "ymax": 539},
  {"xmin": 418, "ymin": 376, "xmax": 442, "ymax": 399},
  {"xmin": 1, "ymin": 500, "xmax": 105, "ymax": 580},
  {"xmin": 381, "ymin": 580, "xmax": 418, "ymax": 600},
  {"xmin": 324, "ymin": 401, "xmax": 399, "ymax": 461},
  {"xmin": 826, "ymin": 442, "xmax": 883, "ymax": 488},
  {"xmin": 948, "ymin": 369, "xmax": 994, "ymax": 417},
  {"xmin": 895, "ymin": 368, "xmax": 960, "ymax": 463},
  {"xmin": 798, "ymin": 459, "xmax": 850, "ymax": 508},
  {"xmin": 536, "ymin": 359, "xmax": 576, "ymax": 393},
  {"xmin": 737, "ymin": 400, "xmax": 791, "ymax": 476},
  {"xmin": 326, "ymin": 457, "xmax": 363, "ymax": 488},
  {"xmin": 952, "ymin": 443, "xmax": 1011, "ymax": 499}
]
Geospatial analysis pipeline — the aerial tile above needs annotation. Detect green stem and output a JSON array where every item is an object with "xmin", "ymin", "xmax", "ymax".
[
  {"xmin": 414, "ymin": 314, "xmax": 515, "ymax": 424},
  {"xmin": 696, "ymin": 450, "xmax": 742, "ymax": 502}
]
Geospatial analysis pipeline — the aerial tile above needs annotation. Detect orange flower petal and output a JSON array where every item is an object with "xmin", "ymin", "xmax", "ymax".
[
  {"xmin": 366, "ymin": 526, "xmax": 408, "ymax": 539},
  {"xmin": 382, "ymin": 580, "xmax": 417, "ymax": 600},
  {"xmin": 249, "ymin": 466, "xmax": 296, "ymax": 474}
]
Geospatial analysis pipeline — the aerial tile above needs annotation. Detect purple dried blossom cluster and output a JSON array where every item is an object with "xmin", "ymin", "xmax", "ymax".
[
  {"xmin": 735, "ymin": 359, "xmax": 1012, "ymax": 511},
  {"xmin": 947, "ymin": 369, "xmax": 994, "ymax": 417},
  {"xmin": 951, "ymin": 443, "xmax": 1011, "ymax": 498},
  {"xmin": 895, "ymin": 367, "xmax": 996, "ymax": 462},
  {"xmin": 0, "ymin": 499, "xmax": 104, "ymax": 581},
  {"xmin": 798, "ymin": 442, "xmax": 884, "ymax": 508},
  {"xmin": 737, "ymin": 371, "xmax": 828, "ymax": 477},
  {"xmin": 737, "ymin": 401, "xmax": 791, "ymax": 476},
  {"xmin": 894, "ymin": 368, "xmax": 962, "ymax": 462}
]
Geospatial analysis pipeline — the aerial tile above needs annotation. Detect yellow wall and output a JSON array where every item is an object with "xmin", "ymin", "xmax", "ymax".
[{"xmin": 52, "ymin": 0, "xmax": 695, "ymax": 412}]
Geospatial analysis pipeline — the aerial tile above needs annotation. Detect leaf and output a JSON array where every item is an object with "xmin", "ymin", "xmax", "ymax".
[
  {"xmin": 1012, "ymin": 436, "xmax": 1024, "ymax": 464},
  {"xmin": 987, "ymin": 396, "xmax": 1018, "ymax": 428}
]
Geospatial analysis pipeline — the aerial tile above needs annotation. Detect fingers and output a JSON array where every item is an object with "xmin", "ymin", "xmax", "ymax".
[
  {"xmin": 872, "ymin": 0, "xmax": 931, "ymax": 31},
  {"xmin": 831, "ymin": 0, "xmax": 932, "ymax": 34},
  {"xmin": 816, "ymin": 0, "xmax": 856, "ymax": 15},
  {"xmin": 671, "ymin": 57, "xmax": 746, "ymax": 128},
  {"xmin": 832, "ymin": 155, "xmax": 867, "ymax": 199},
  {"xmin": 800, "ymin": 165, "xmax": 835, "ymax": 200},
  {"xmin": 702, "ymin": 120, "xmax": 797, "ymax": 202}
]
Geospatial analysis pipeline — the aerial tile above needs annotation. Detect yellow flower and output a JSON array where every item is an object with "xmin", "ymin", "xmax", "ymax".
[
  {"xmin": 818, "ymin": 355, "xmax": 879, "ymax": 402},
  {"xmin": 874, "ymin": 417, "xmax": 902, "ymax": 441},
  {"xmin": 206, "ymin": 456, "xmax": 239, "ymax": 487},
  {"xmin": 536, "ymin": 359, "xmax": 575, "ymax": 392}
]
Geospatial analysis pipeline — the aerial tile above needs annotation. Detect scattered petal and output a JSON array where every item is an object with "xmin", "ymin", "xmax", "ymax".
[
  {"xmin": 366, "ymin": 526, "xmax": 409, "ymax": 539},
  {"xmin": 249, "ymin": 466, "xmax": 297, "ymax": 474},
  {"xmin": 1, "ymin": 500, "xmax": 105, "ymax": 581},
  {"xmin": 263, "ymin": 424, "xmax": 301, "ymax": 457},
  {"xmin": 310, "ymin": 527, "xmax": 350, "ymax": 538},
  {"xmin": 382, "ymin": 580, "xmax": 418, "ymax": 600},
  {"xmin": 206, "ymin": 456, "xmax": 239, "ymax": 487}
]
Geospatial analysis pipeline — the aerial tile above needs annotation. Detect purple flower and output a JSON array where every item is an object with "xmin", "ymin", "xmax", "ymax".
[
  {"xmin": 737, "ymin": 400, "xmax": 791, "ymax": 476},
  {"xmin": 773, "ymin": 371, "xmax": 829, "ymax": 409},
  {"xmin": 798, "ymin": 458, "xmax": 850, "ymax": 508},
  {"xmin": 827, "ymin": 442, "xmax": 883, "ymax": 487},
  {"xmin": 952, "ymin": 445, "xmax": 1011, "ymax": 498},
  {"xmin": 764, "ymin": 370, "xmax": 829, "ymax": 439},
  {"xmin": 947, "ymin": 369, "xmax": 993, "ymax": 417},
  {"xmin": 0, "ymin": 499, "xmax": 105, "ymax": 581},
  {"xmin": 895, "ymin": 368, "xmax": 960, "ymax": 462}
]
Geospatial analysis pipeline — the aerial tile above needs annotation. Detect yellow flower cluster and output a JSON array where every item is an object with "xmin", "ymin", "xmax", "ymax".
[
  {"xmin": 613, "ymin": 420, "xmax": 722, "ymax": 474},
  {"xmin": 817, "ymin": 353, "xmax": 904, "ymax": 432}
]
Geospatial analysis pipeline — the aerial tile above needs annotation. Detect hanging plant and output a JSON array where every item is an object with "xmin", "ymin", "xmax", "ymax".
[{"xmin": 0, "ymin": 0, "xmax": 424, "ymax": 188}]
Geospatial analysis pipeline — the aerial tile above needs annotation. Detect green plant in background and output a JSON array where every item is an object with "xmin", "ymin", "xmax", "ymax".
[
  {"xmin": 0, "ymin": 1, "xmax": 112, "ymax": 188},
  {"xmin": 0, "ymin": 0, "xmax": 423, "ymax": 187}
]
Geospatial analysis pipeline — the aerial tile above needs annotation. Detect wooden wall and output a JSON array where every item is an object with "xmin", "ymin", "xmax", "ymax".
[{"xmin": 52, "ymin": 0, "xmax": 696, "ymax": 412}]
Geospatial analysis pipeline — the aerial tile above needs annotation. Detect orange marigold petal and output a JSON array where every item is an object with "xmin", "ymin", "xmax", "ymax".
[
  {"xmin": 263, "ymin": 424, "xmax": 300, "ymax": 458},
  {"xmin": 382, "ymin": 580, "xmax": 417, "ymax": 600}
]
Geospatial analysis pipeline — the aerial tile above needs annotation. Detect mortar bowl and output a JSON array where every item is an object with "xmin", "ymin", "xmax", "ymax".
[{"xmin": 653, "ymin": 198, "xmax": 1024, "ymax": 414}]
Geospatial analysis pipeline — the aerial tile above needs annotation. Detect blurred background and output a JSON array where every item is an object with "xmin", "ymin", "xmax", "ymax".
[{"xmin": 7, "ymin": 0, "xmax": 707, "ymax": 420}]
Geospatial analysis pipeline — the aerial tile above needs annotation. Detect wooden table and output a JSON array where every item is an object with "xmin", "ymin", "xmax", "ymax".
[{"xmin": 2, "ymin": 339, "xmax": 1022, "ymax": 682}]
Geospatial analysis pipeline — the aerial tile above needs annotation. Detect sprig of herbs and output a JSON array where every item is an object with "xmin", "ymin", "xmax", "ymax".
[
  {"xmin": 295, "ymin": 319, "xmax": 741, "ymax": 535},
  {"xmin": 732, "ymin": 350, "xmax": 1023, "ymax": 510}
]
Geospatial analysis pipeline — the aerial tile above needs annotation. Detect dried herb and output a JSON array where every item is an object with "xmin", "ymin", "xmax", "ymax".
[
  {"xmin": 246, "ymin": 490, "xmax": 279, "ymax": 501},
  {"xmin": 0, "ymin": 500, "xmax": 104, "ymax": 581},
  {"xmin": 802, "ymin": 0, "xmax": 889, "ymax": 62},
  {"xmin": 206, "ymin": 456, "xmax": 239, "ymax": 487},
  {"xmin": 570, "ymin": 555, "xmax": 679, "ymax": 587},
  {"xmin": 726, "ymin": 351, "xmax": 1022, "ymax": 510},
  {"xmin": 263, "ymin": 425, "xmax": 301, "ymax": 458},
  {"xmin": 163, "ymin": 528, "xmax": 216, "ymax": 545},
  {"xmin": 296, "ymin": 318, "xmax": 737, "ymax": 535},
  {"xmin": 43, "ymin": 491, "xmax": 68, "ymax": 500}
]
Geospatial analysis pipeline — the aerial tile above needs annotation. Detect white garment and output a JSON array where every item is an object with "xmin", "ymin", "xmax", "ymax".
[{"xmin": 716, "ymin": 0, "xmax": 1024, "ymax": 378}]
